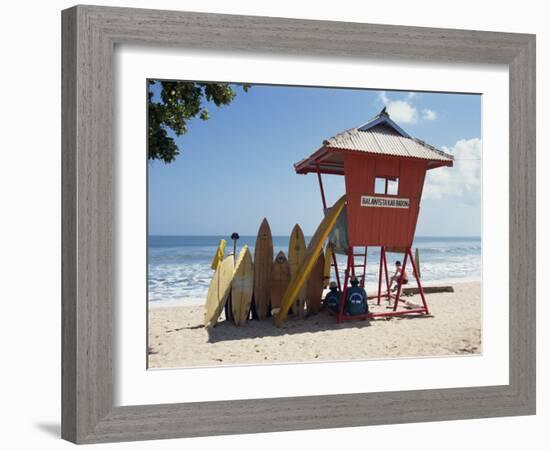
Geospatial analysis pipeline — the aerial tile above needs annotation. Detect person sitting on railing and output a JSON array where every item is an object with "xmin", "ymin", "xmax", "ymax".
[
  {"xmin": 390, "ymin": 260, "xmax": 408, "ymax": 292},
  {"xmin": 345, "ymin": 276, "xmax": 368, "ymax": 316}
]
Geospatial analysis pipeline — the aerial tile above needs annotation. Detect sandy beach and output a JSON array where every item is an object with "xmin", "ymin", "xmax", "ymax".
[{"xmin": 148, "ymin": 281, "xmax": 481, "ymax": 369}]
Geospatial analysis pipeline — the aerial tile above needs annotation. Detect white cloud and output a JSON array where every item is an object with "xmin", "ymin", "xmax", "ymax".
[
  {"xmin": 379, "ymin": 91, "xmax": 390, "ymax": 105},
  {"xmin": 422, "ymin": 108, "xmax": 437, "ymax": 120},
  {"xmin": 387, "ymin": 100, "xmax": 419, "ymax": 124},
  {"xmin": 378, "ymin": 92, "xmax": 436, "ymax": 125},
  {"xmin": 423, "ymin": 138, "xmax": 481, "ymax": 202}
]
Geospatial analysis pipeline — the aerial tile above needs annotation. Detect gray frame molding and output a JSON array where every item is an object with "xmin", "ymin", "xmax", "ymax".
[{"xmin": 61, "ymin": 5, "xmax": 536, "ymax": 444}]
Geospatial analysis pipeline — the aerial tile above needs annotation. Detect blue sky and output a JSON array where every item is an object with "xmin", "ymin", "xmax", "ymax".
[{"xmin": 148, "ymin": 83, "xmax": 481, "ymax": 237}]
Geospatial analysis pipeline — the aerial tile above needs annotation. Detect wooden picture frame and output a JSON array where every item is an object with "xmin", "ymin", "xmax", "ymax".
[{"xmin": 61, "ymin": 5, "xmax": 536, "ymax": 444}]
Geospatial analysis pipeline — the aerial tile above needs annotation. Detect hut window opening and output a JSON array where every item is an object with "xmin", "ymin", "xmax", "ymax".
[
  {"xmin": 374, "ymin": 176, "xmax": 399, "ymax": 195},
  {"xmin": 387, "ymin": 178, "xmax": 399, "ymax": 195}
]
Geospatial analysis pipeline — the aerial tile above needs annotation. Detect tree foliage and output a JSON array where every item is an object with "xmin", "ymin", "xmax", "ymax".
[{"xmin": 148, "ymin": 80, "xmax": 249, "ymax": 163}]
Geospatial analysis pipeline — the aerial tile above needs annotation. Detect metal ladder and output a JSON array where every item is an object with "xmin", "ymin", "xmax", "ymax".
[{"xmin": 336, "ymin": 246, "xmax": 369, "ymax": 323}]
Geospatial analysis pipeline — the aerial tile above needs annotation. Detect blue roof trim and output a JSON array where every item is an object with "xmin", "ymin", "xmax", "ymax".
[{"xmin": 357, "ymin": 112, "xmax": 411, "ymax": 138}]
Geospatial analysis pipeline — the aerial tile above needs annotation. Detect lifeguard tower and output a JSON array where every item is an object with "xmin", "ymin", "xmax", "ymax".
[{"xmin": 294, "ymin": 108, "xmax": 454, "ymax": 322}]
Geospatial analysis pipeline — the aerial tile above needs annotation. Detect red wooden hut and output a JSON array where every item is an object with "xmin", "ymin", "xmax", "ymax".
[{"xmin": 294, "ymin": 108, "xmax": 454, "ymax": 321}]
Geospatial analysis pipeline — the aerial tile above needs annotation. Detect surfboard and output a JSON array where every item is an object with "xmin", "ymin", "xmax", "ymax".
[
  {"xmin": 204, "ymin": 255, "xmax": 234, "ymax": 328},
  {"xmin": 270, "ymin": 251, "xmax": 290, "ymax": 316},
  {"xmin": 275, "ymin": 195, "xmax": 346, "ymax": 326},
  {"xmin": 253, "ymin": 218, "xmax": 273, "ymax": 320},
  {"xmin": 288, "ymin": 224, "xmax": 307, "ymax": 317},
  {"xmin": 323, "ymin": 243, "xmax": 333, "ymax": 288},
  {"xmin": 210, "ymin": 238, "xmax": 227, "ymax": 270},
  {"xmin": 307, "ymin": 250, "xmax": 325, "ymax": 315},
  {"xmin": 231, "ymin": 245, "xmax": 254, "ymax": 326}
]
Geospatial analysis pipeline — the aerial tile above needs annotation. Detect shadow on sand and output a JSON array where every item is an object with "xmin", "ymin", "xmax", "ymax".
[{"xmin": 204, "ymin": 310, "xmax": 376, "ymax": 343}]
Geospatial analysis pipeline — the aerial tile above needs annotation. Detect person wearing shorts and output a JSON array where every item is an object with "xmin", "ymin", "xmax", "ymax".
[{"xmin": 390, "ymin": 260, "xmax": 408, "ymax": 292}]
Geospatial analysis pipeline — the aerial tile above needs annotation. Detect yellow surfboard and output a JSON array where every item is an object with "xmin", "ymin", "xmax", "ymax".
[
  {"xmin": 288, "ymin": 224, "xmax": 306, "ymax": 317},
  {"xmin": 306, "ymin": 250, "xmax": 325, "ymax": 315},
  {"xmin": 204, "ymin": 255, "xmax": 234, "ymax": 328},
  {"xmin": 275, "ymin": 195, "xmax": 346, "ymax": 326},
  {"xmin": 323, "ymin": 243, "xmax": 334, "ymax": 288},
  {"xmin": 231, "ymin": 246, "xmax": 254, "ymax": 326},
  {"xmin": 210, "ymin": 239, "xmax": 227, "ymax": 270}
]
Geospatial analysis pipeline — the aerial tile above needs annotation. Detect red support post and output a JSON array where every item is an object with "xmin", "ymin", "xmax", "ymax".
[
  {"xmin": 316, "ymin": 163, "xmax": 341, "ymax": 290},
  {"xmin": 392, "ymin": 249, "xmax": 409, "ymax": 311},
  {"xmin": 316, "ymin": 164, "xmax": 327, "ymax": 210},
  {"xmin": 332, "ymin": 250, "xmax": 341, "ymax": 291},
  {"xmin": 351, "ymin": 246, "xmax": 356, "ymax": 278},
  {"xmin": 377, "ymin": 246, "xmax": 391, "ymax": 304},
  {"xmin": 371, "ymin": 308, "xmax": 427, "ymax": 318},
  {"xmin": 377, "ymin": 246, "xmax": 384, "ymax": 305},
  {"xmin": 408, "ymin": 247, "xmax": 429, "ymax": 314},
  {"xmin": 337, "ymin": 252, "xmax": 352, "ymax": 323},
  {"xmin": 383, "ymin": 248, "xmax": 390, "ymax": 295},
  {"xmin": 360, "ymin": 246, "xmax": 368, "ymax": 288}
]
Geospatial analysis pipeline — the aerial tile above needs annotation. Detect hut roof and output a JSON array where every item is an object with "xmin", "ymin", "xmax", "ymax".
[{"xmin": 295, "ymin": 109, "xmax": 454, "ymax": 175}]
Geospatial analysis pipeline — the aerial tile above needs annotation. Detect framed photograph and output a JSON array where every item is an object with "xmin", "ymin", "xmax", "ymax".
[{"xmin": 62, "ymin": 5, "xmax": 536, "ymax": 444}]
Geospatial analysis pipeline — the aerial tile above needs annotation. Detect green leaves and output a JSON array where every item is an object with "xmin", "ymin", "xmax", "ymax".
[{"xmin": 147, "ymin": 81, "xmax": 249, "ymax": 163}]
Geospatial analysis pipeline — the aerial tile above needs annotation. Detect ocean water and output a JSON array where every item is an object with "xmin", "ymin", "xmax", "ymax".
[{"xmin": 148, "ymin": 236, "xmax": 481, "ymax": 306}]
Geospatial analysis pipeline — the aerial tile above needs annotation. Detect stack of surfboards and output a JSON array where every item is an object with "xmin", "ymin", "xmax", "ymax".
[
  {"xmin": 286, "ymin": 224, "xmax": 326, "ymax": 317},
  {"xmin": 275, "ymin": 195, "xmax": 346, "ymax": 326},
  {"xmin": 204, "ymin": 217, "xmax": 330, "ymax": 328},
  {"xmin": 252, "ymin": 220, "xmax": 327, "ymax": 321},
  {"xmin": 205, "ymin": 244, "xmax": 254, "ymax": 328}
]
